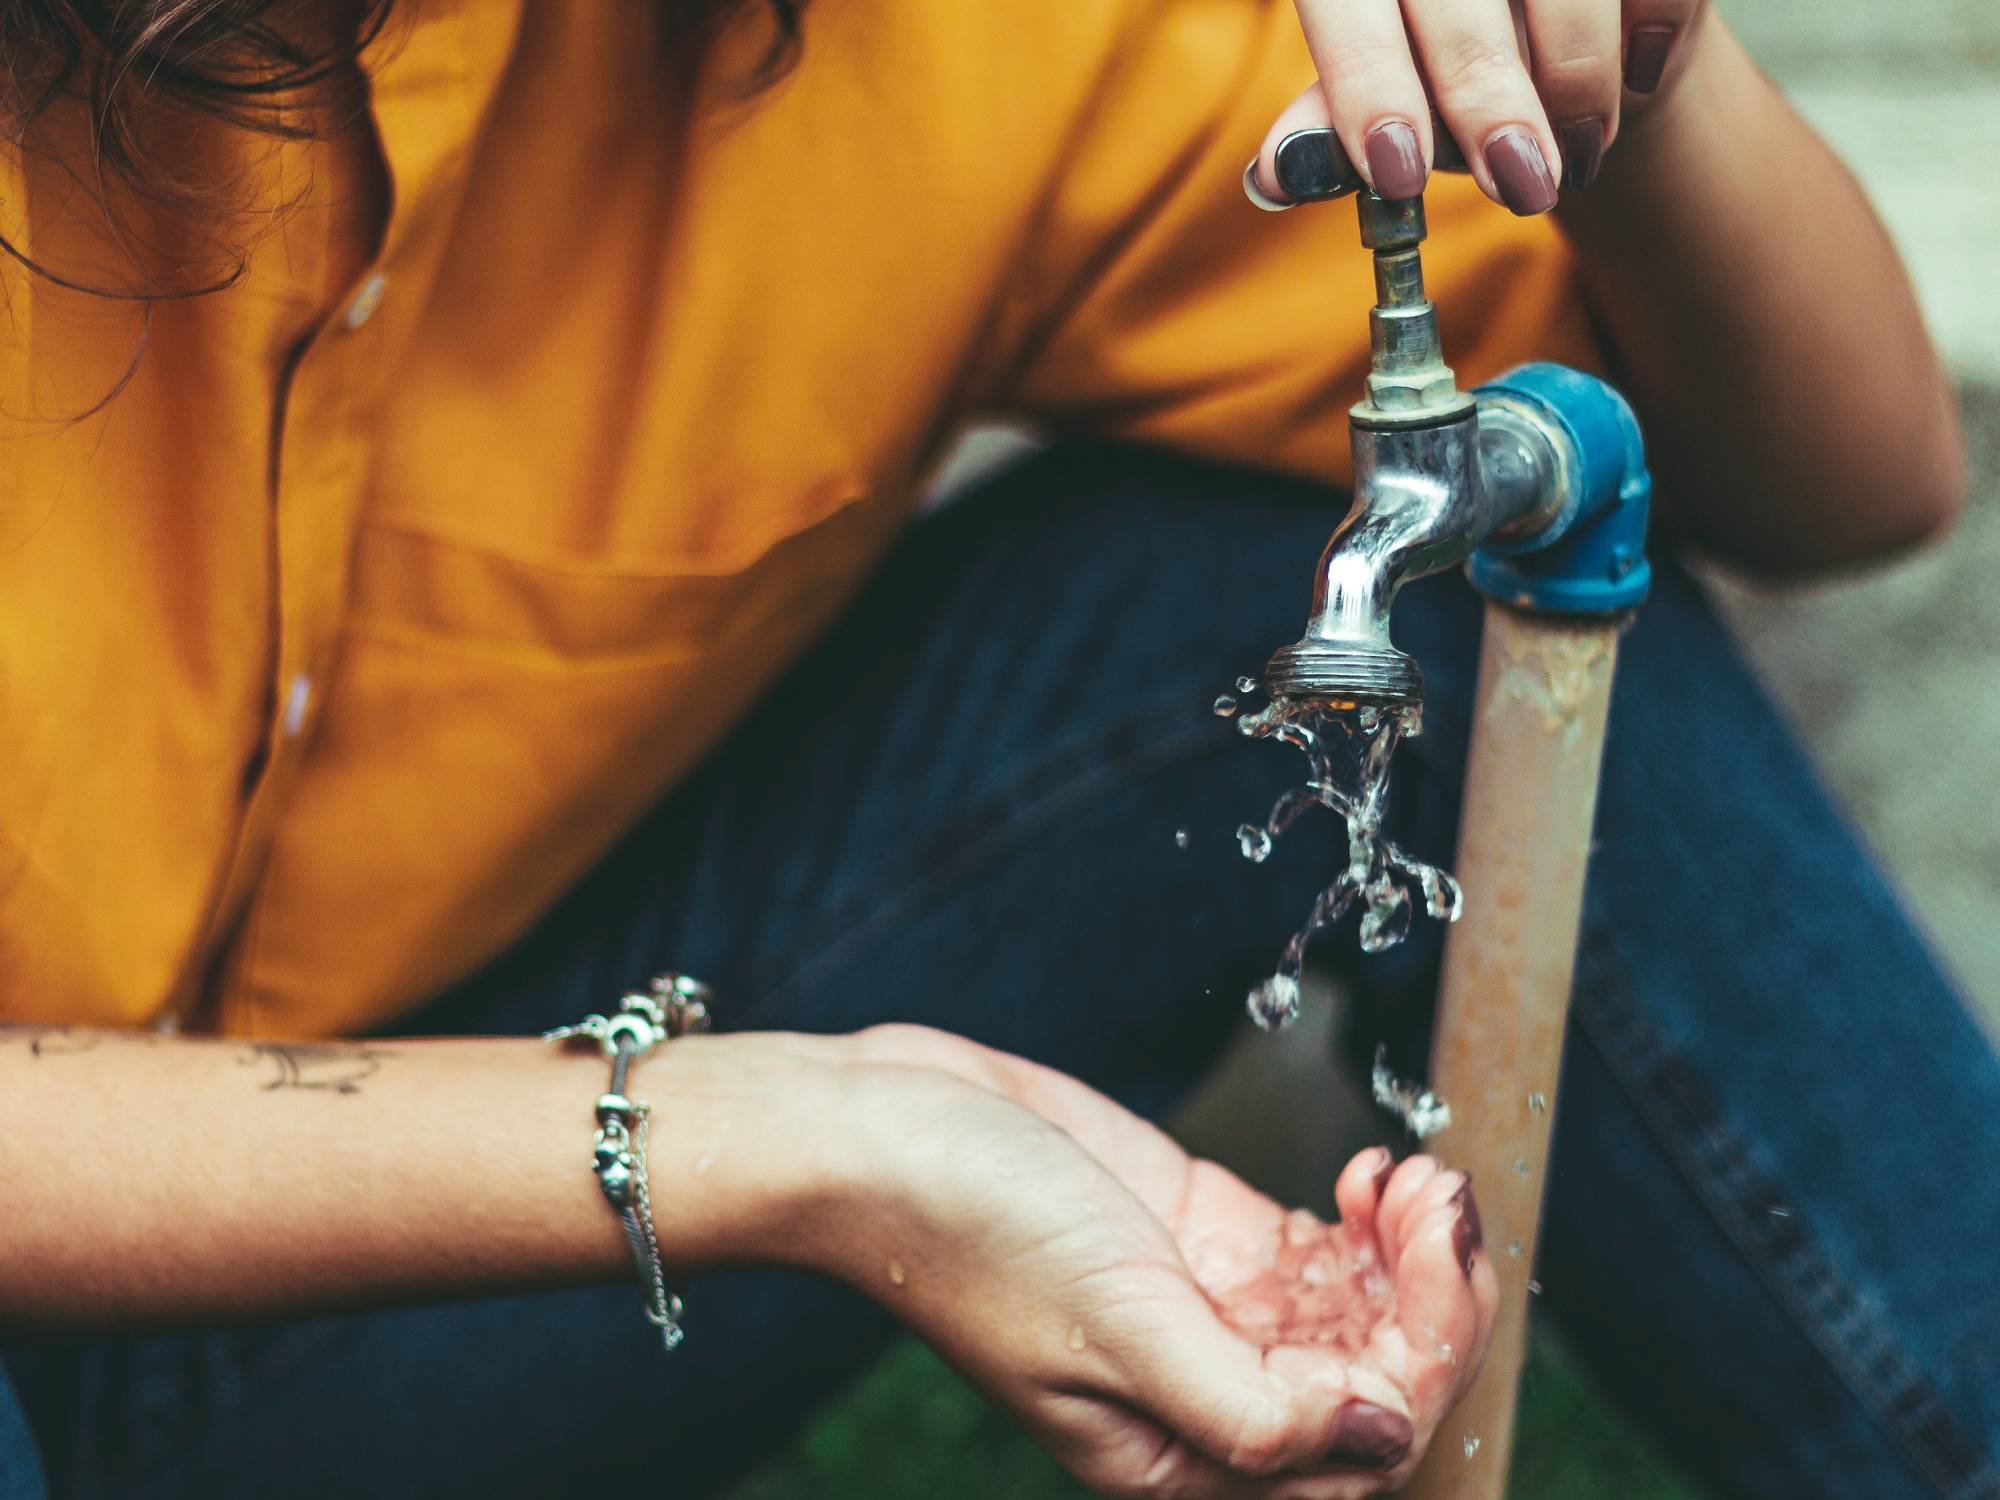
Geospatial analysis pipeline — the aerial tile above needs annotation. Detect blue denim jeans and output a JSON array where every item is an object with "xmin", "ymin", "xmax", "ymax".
[{"xmin": 7, "ymin": 445, "xmax": 2000, "ymax": 1500}]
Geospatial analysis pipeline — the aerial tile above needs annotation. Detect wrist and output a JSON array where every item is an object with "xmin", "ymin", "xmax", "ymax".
[{"xmin": 634, "ymin": 1030, "xmax": 872, "ymax": 1274}]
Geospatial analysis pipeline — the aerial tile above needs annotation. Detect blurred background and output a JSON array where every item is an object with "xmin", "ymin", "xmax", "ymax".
[{"xmin": 734, "ymin": 5, "xmax": 2000, "ymax": 1495}]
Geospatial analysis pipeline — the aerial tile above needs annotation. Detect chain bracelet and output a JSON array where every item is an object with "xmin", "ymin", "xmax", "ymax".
[{"xmin": 543, "ymin": 973, "xmax": 712, "ymax": 1352}]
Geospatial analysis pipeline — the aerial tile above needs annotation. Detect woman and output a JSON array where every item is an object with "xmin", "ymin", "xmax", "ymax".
[{"xmin": 0, "ymin": 1, "xmax": 1984, "ymax": 1497}]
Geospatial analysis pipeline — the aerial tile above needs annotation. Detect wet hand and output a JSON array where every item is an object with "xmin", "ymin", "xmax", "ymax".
[
  {"xmin": 830, "ymin": 1025, "xmax": 1495, "ymax": 1497},
  {"xmin": 1250, "ymin": 0, "xmax": 1712, "ymax": 212}
]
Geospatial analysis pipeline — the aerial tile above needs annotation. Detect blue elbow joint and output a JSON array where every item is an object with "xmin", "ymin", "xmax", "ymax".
[{"xmin": 1468, "ymin": 362, "xmax": 1653, "ymax": 616}]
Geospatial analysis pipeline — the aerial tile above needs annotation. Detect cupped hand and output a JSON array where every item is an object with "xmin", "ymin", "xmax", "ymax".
[
  {"xmin": 826, "ymin": 1024, "xmax": 1496, "ymax": 1498},
  {"xmin": 1249, "ymin": 0, "xmax": 1713, "ymax": 214}
]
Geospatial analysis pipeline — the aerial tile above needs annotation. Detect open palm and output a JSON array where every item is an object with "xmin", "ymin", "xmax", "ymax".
[{"xmin": 842, "ymin": 1024, "xmax": 1496, "ymax": 1498}]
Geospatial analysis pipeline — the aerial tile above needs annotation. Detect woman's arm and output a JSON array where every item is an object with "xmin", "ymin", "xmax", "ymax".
[
  {"xmin": 0, "ymin": 1024, "xmax": 848, "ymax": 1327},
  {"xmin": 1554, "ymin": 18, "xmax": 1966, "ymax": 573},
  {"xmin": 0, "ymin": 1019, "xmax": 1490, "ymax": 1495}
]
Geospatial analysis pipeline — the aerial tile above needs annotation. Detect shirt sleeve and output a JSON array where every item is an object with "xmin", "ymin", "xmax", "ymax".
[{"xmin": 988, "ymin": 0, "xmax": 1601, "ymax": 489}]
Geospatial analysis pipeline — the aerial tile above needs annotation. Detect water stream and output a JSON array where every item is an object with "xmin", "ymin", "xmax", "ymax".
[{"xmin": 1218, "ymin": 681, "xmax": 1464, "ymax": 1030}]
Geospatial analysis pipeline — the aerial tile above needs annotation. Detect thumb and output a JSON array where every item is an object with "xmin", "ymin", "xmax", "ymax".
[{"xmin": 1090, "ymin": 1261, "xmax": 1360, "ymax": 1478}]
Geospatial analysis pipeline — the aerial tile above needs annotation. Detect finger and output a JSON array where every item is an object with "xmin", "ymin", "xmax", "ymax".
[
  {"xmin": 1457, "ymin": 1236, "xmax": 1502, "ymax": 1403},
  {"xmin": 1092, "ymin": 1262, "xmax": 1342, "ymax": 1479},
  {"xmin": 1332, "ymin": 1146, "xmax": 1396, "ymax": 1244},
  {"xmin": 1373, "ymin": 1154, "xmax": 1440, "ymax": 1265},
  {"xmin": 1049, "ymin": 1418, "xmax": 1409, "ymax": 1500},
  {"xmin": 1293, "ymin": 0, "xmax": 1433, "ymax": 200},
  {"xmin": 1401, "ymin": 0, "xmax": 1561, "ymax": 215},
  {"xmin": 1522, "ymin": 0, "xmax": 1623, "ymax": 190},
  {"xmin": 1622, "ymin": 0, "xmax": 1704, "ymax": 95},
  {"xmin": 1248, "ymin": 85, "xmax": 1340, "ymax": 208},
  {"xmin": 1387, "ymin": 1165, "xmax": 1467, "ymax": 1274},
  {"xmin": 1392, "ymin": 1191, "xmax": 1482, "ymax": 1387}
]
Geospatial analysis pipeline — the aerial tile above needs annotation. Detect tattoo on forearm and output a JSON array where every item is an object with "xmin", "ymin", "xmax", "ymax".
[
  {"xmin": 239, "ymin": 1041, "xmax": 395, "ymax": 1094},
  {"xmin": 3, "ymin": 1022, "xmax": 391, "ymax": 1093}
]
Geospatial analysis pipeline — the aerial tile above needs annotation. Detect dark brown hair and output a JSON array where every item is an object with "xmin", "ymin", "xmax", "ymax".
[
  {"xmin": 0, "ymin": 1, "xmax": 803, "ymax": 412},
  {"xmin": 0, "ymin": 0, "xmax": 806, "ymax": 297}
]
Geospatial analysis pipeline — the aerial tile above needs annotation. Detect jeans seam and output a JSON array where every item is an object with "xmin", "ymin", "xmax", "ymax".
[
  {"xmin": 759, "ymin": 700, "xmax": 1225, "ymax": 1010},
  {"xmin": 1573, "ymin": 946, "xmax": 2000, "ymax": 1500}
]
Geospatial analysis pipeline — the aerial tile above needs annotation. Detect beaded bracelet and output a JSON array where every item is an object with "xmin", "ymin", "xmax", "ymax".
[{"xmin": 544, "ymin": 974, "xmax": 712, "ymax": 1350}]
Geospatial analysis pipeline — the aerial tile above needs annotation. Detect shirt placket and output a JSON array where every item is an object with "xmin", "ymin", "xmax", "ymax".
[{"xmin": 183, "ymin": 0, "xmax": 510, "ymax": 1032}]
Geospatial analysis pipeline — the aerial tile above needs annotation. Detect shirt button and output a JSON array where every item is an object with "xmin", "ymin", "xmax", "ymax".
[
  {"xmin": 282, "ymin": 672, "xmax": 314, "ymax": 737},
  {"xmin": 340, "ymin": 272, "xmax": 388, "ymax": 331}
]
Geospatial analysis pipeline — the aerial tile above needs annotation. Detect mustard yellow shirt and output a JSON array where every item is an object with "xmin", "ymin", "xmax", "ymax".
[{"xmin": 0, "ymin": 0, "xmax": 1594, "ymax": 1037}]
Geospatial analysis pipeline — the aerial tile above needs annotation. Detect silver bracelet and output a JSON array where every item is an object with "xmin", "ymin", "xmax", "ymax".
[{"xmin": 543, "ymin": 973, "xmax": 712, "ymax": 1351}]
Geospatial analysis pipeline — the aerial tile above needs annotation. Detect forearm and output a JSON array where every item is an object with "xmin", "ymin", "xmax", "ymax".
[
  {"xmin": 0, "ymin": 1024, "xmax": 848, "ymax": 1330},
  {"xmin": 1554, "ymin": 19, "xmax": 1966, "ymax": 572}
]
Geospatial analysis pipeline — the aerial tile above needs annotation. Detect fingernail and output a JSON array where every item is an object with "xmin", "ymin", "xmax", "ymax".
[
  {"xmin": 1326, "ymin": 1400, "xmax": 1415, "ymax": 1470},
  {"xmin": 1371, "ymin": 1148, "xmax": 1395, "ymax": 1199},
  {"xmin": 1242, "ymin": 158, "xmax": 1293, "ymax": 212},
  {"xmin": 1274, "ymin": 128, "xmax": 1362, "ymax": 202},
  {"xmin": 1451, "ymin": 1178, "xmax": 1483, "ymax": 1278},
  {"xmin": 1625, "ymin": 23, "xmax": 1676, "ymax": 93},
  {"xmin": 1557, "ymin": 116, "xmax": 1606, "ymax": 191},
  {"xmin": 1364, "ymin": 120, "xmax": 1427, "ymax": 200},
  {"xmin": 1483, "ymin": 127, "xmax": 1558, "ymax": 216}
]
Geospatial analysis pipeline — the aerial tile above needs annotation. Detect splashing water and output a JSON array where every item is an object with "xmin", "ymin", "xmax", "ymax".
[
  {"xmin": 1371, "ymin": 1043, "xmax": 1453, "ymax": 1140},
  {"xmin": 1227, "ymin": 685, "xmax": 1464, "ymax": 1029}
]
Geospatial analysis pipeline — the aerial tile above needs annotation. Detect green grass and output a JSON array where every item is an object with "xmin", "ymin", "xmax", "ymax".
[{"xmin": 729, "ymin": 1325, "xmax": 1706, "ymax": 1500}]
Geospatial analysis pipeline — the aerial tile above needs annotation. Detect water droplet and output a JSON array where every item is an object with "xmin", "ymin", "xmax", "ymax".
[
  {"xmin": 1371, "ymin": 1044, "xmax": 1452, "ymax": 1139},
  {"xmin": 1235, "ymin": 674, "xmax": 1259, "ymax": 695},
  {"xmin": 1213, "ymin": 694, "xmax": 1238, "ymax": 717},
  {"xmin": 1236, "ymin": 823, "xmax": 1273, "ymax": 863},
  {"xmin": 1527, "ymin": 1279, "xmax": 1544, "ymax": 1296},
  {"xmin": 1506, "ymin": 1239, "xmax": 1523, "ymax": 1258},
  {"xmin": 1359, "ymin": 881, "xmax": 1411, "ymax": 953},
  {"xmin": 1435, "ymin": 1341, "xmax": 1456, "ymax": 1366},
  {"xmin": 1246, "ymin": 973, "xmax": 1301, "ymax": 1031},
  {"xmin": 1420, "ymin": 868, "xmax": 1465, "ymax": 922},
  {"xmin": 1464, "ymin": 1435, "xmax": 1482, "ymax": 1461},
  {"xmin": 1173, "ymin": 828, "xmax": 1190, "ymax": 850},
  {"xmin": 1067, "ymin": 1324, "xmax": 1088, "ymax": 1352},
  {"xmin": 1527, "ymin": 1090, "xmax": 1547, "ymax": 1115},
  {"xmin": 1513, "ymin": 1157, "xmax": 1530, "ymax": 1177},
  {"xmin": 888, "ymin": 1260, "xmax": 906, "ymax": 1287}
]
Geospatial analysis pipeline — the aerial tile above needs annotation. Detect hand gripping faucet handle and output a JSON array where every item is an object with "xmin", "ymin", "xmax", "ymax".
[{"xmin": 1269, "ymin": 125, "xmax": 1472, "ymax": 205}]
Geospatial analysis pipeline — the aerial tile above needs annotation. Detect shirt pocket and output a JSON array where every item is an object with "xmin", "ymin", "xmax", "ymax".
[{"xmin": 344, "ymin": 479, "xmax": 884, "ymax": 668}]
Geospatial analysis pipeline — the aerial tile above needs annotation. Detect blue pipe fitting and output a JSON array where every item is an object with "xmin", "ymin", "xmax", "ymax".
[{"xmin": 1467, "ymin": 362, "xmax": 1653, "ymax": 615}]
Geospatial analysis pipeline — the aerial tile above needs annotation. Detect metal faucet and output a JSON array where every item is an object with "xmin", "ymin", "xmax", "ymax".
[{"xmin": 1259, "ymin": 131, "xmax": 1651, "ymax": 711}]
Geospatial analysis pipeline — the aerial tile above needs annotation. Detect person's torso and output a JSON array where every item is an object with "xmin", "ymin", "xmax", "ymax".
[{"xmin": 0, "ymin": 0, "xmax": 1591, "ymax": 1035}]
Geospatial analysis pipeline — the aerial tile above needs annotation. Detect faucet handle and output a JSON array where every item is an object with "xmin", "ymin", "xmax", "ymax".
[{"xmin": 1270, "ymin": 125, "xmax": 1472, "ymax": 205}]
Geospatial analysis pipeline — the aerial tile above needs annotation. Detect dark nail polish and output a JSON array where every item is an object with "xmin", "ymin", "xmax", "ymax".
[
  {"xmin": 1371, "ymin": 1149, "xmax": 1395, "ymax": 1199},
  {"xmin": 1365, "ymin": 120, "xmax": 1427, "ymax": 200},
  {"xmin": 1451, "ymin": 1179, "xmax": 1483, "ymax": 1278},
  {"xmin": 1274, "ymin": 128, "xmax": 1362, "ymax": 202},
  {"xmin": 1557, "ymin": 116, "xmax": 1606, "ymax": 191},
  {"xmin": 1483, "ymin": 128, "xmax": 1557, "ymax": 216},
  {"xmin": 1625, "ymin": 23, "xmax": 1676, "ymax": 93},
  {"xmin": 1326, "ymin": 1400, "xmax": 1415, "ymax": 1470}
]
